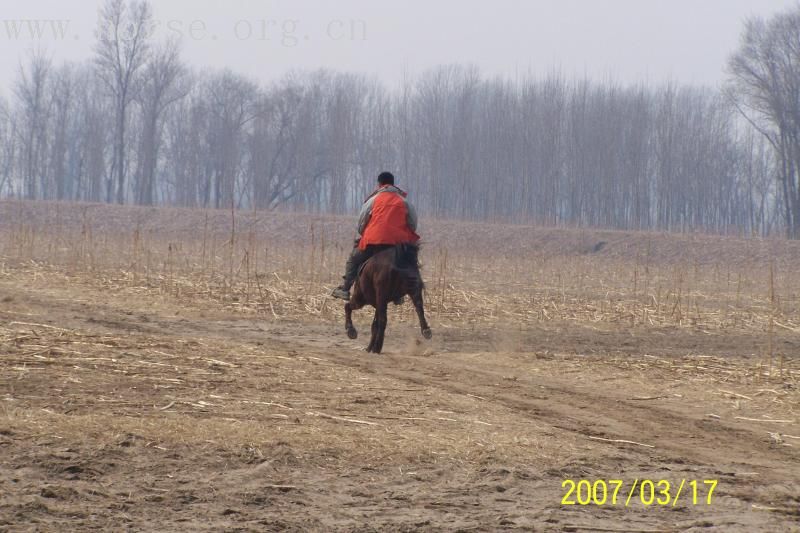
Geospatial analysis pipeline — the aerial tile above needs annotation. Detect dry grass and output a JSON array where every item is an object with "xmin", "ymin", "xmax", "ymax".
[
  {"xmin": 2, "ymin": 199, "xmax": 798, "ymax": 450},
  {"xmin": 2, "ymin": 200, "xmax": 799, "ymax": 371}
]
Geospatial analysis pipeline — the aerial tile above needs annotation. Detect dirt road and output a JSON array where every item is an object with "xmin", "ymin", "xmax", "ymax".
[{"xmin": 1, "ymin": 270, "xmax": 798, "ymax": 531}]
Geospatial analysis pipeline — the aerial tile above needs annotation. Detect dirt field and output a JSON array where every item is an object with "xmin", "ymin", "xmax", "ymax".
[{"xmin": 1, "ymin": 201, "xmax": 799, "ymax": 531}]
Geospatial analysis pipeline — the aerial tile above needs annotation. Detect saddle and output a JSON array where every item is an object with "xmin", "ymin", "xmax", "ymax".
[{"xmin": 358, "ymin": 245, "xmax": 420, "ymax": 280}]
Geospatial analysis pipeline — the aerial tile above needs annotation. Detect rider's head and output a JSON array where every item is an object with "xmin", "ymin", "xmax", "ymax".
[{"xmin": 377, "ymin": 172, "xmax": 395, "ymax": 186}]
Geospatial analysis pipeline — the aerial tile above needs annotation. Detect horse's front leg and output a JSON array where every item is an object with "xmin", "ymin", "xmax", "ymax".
[
  {"xmin": 344, "ymin": 302, "xmax": 357, "ymax": 339},
  {"xmin": 410, "ymin": 287, "xmax": 432, "ymax": 339}
]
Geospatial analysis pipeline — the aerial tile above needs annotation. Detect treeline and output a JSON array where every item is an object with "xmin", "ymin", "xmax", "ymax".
[{"xmin": 0, "ymin": 0, "xmax": 787, "ymax": 236}]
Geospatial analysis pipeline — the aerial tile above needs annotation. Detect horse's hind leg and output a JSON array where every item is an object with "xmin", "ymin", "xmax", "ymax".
[
  {"xmin": 367, "ymin": 301, "xmax": 388, "ymax": 353},
  {"xmin": 375, "ymin": 301, "xmax": 388, "ymax": 353},
  {"xmin": 366, "ymin": 309, "xmax": 377, "ymax": 352},
  {"xmin": 410, "ymin": 287, "xmax": 432, "ymax": 339},
  {"xmin": 345, "ymin": 302, "xmax": 358, "ymax": 339}
]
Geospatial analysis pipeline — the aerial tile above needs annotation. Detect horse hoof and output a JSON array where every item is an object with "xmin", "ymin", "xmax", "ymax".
[
  {"xmin": 422, "ymin": 328, "xmax": 432, "ymax": 339},
  {"xmin": 347, "ymin": 328, "xmax": 358, "ymax": 340}
]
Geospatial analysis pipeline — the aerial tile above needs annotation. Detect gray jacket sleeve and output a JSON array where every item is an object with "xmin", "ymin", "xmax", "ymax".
[
  {"xmin": 405, "ymin": 198, "xmax": 418, "ymax": 232},
  {"xmin": 357, "ymin": 196, "xmax": 376, "ymax": 236}
]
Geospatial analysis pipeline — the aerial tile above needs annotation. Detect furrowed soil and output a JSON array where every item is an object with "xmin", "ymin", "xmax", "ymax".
[{"xmin": 0, "ymin": 201, "xmax": 798, "ymax": 532}]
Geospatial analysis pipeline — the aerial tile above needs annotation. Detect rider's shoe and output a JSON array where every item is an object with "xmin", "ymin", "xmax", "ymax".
[
  {"xmin": 331, "ymin": 286, "xmax": 350, "ymax": 301},
  {"xmin": 393, "ymin": 296, "xmax": 405, "ymax": 306}
]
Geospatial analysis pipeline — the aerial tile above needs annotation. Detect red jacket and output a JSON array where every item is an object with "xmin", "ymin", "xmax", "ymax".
[{"xmin": 357, "ymin": 185, "xmax": 420, "ymax": 250}]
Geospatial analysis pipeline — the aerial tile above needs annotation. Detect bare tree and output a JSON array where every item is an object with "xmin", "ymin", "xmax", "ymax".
[
  {"xmin": 0, "ymin": 95, "xmax": 15, "ymax": 196},
  {"xmin": 163, "ymin": 90, "xmax": 209, "ymax": 207},
  {"xmin": 75, "ymin": 70, "xmax": 112, "ymax": 202},
  {"xmin": 13, "ymin": 50, "xmax": 52, "ymax": 200},
  {"xmin": 739, "ymin": 128, "xmax": 777, "ymax": 235},
  {"xmin": 47, "ymin": 63, "xmax": 77, "ymax": 200},
  {"xmin": 728, "ymin": 6, "xmax": 800, "ymax": 238},
  {"xmin": 248, "ymin": 77, "xmax": 313, "ymax": 210},
  {"xmin": 133, "ymin": 40, "xmax": 190, "ymax": 205},
  {"xmin": 203, "ymin": 70, "xmax": 259, "ymax": 208},
  {"xmin": 94, "ymin": 0, "xmax": 153, "ymax": 204}
]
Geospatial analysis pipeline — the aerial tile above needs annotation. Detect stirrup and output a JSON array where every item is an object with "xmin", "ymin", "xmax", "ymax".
[{"xmin": 393, "ymin": 296, "xmax": 405, "ymax": 306}]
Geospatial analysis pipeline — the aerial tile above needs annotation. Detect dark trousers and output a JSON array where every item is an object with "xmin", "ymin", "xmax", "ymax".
[{"xmin": 342, "ymin": 244, "xmax": 394, "ymax": 290}]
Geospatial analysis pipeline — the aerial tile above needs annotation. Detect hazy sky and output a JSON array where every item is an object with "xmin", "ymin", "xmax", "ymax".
[{"xmin": 0, "ymin": 0, "xmax": 796, "ymax": 92}]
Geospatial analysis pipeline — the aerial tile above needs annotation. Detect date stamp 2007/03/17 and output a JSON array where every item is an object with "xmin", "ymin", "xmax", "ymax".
[{"xmin": 561, "ymin": 479, "xmax": 718, "ymax": 507}]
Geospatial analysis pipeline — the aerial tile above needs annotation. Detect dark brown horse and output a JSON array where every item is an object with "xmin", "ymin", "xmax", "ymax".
[{"xmin": 344, "ymin": 244, "xmax": 432, "ymax": 353}]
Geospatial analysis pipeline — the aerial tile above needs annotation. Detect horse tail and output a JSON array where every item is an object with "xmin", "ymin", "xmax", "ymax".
[{"xmin": 393, "ymin": 243, "xmax": 423, "ymax": 288}]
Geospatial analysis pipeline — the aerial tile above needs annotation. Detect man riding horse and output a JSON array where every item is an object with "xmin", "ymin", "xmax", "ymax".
[{"xmin": 331, "ymin": 171, "xmax": 420, "ymax": 301}]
